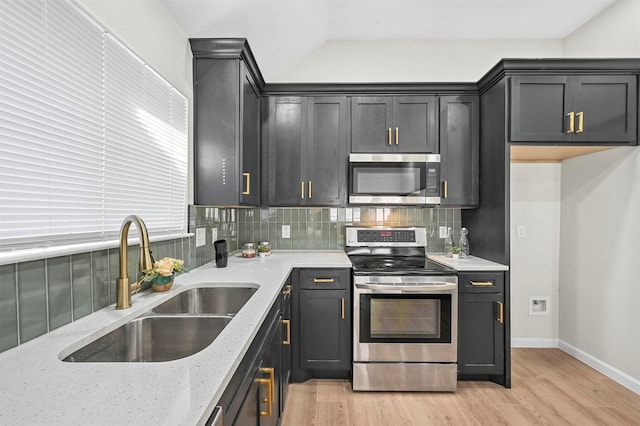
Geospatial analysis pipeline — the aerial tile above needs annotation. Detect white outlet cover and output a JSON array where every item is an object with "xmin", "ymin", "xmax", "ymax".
[
  {"xmin": 439, "ymin": 226, "xmax": 448, "ymax": 238},
  {"xmin": 282, "ymin": 225, "xmax": 291, "ymax": 239},
  {"xmin": 516, "ymin": 225, "xmax": 526, "ymax": 239},
  {"xmin": 195, "ymin": 228, "xmax": 206, "ymax": 247}
]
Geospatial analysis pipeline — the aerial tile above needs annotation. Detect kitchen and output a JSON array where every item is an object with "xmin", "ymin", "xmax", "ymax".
[{"xmin": 1, "ymin": 0, "xmax": 639, "ymax": 425}]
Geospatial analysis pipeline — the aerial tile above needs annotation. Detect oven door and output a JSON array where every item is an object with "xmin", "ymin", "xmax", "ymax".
[
  {"xmin": 348, "ymin": 153, "xmax": 440, "ymax": 205},
  {"xmin": 354, "ymin": 281, "xmax": 457, "ymax": 363}
]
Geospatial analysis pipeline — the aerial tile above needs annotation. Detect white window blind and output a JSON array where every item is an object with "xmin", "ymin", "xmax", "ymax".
[{"xmin": 0, "ymin": 0, "xmax": 188, "ymax": 251}]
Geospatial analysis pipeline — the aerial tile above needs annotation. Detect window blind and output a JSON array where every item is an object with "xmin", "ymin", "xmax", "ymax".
[{"xmin": 0, "ymin": 0, "xmax": 188, "ymax": 250}]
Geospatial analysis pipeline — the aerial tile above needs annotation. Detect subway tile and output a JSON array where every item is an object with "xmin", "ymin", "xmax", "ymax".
[
  {"xmin": 17, "ymin": 260, "xmax": 47, "ymax": 343},
  {"xmin": 291, "ymin": 209, "xmax": 299, "ymax": 223},
  {"xmin": 93, "ymin": 250, "xmax": 110, "ymax": 311},
  {"xmin": 0, "ymin": 264, "xmax": 18, "ymax": 352},
  {"xmin": 47, "ymin": 256, "xmax": 72, "ymax": 331},
  {"xmin": 71, "ymin": 253, "xmax": 92, "ymax": 320}
]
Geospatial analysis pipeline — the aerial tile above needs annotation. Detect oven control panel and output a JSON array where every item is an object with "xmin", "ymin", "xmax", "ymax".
[{"xmin": 346, "ymin": 227, "xmax": 427, "ymax": 247}]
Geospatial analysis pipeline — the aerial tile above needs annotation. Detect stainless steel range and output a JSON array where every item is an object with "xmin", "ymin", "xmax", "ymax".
[{"xmin": 346, "ymin": 227, "xmax": 458, "ymax": 392}]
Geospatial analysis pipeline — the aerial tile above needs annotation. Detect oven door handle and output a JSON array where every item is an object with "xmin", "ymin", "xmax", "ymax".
[{"xmin": 355, "ymin": 283, "xmax": 457, "ymax": 292}]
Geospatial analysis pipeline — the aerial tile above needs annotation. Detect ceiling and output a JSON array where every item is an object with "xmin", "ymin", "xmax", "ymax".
[{"xmin": 162, "ymin": 0, "xmax": 617, "ymax": 80}]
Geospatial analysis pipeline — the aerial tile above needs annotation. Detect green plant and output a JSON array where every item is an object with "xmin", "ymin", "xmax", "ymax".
[
  {"xmin": 257, "ymin": 244, "xmax": 269, "ymax": 253},
  {"xmin": 451, "ymin": 247, "xmax": 461, "ymax": 254},
  {"xmin": 143, "ymin": 257, "xmax": 186, "ymax": 282}
]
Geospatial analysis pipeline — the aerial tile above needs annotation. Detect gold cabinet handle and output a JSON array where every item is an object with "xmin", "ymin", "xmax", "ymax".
[
  {"xmin": 242, "ymin": 172, "xmax": 250, "ymax": 195},
  {"xmin": 576, "ymin": 111, "xmax": 584, "ymax": 133},
  {"xmin": 313, "ymin": 278, "xmax": 334, "ymax": 283},
  {"xmin": 256, "ymin": 378, "xmax": 272, "ymax": 417},
  {"xmin": 308, "ymin": 181, "xmax": 312, "ymax": 199},
  {"xmin": 341, "ymin": 297, "xmax": 345, "ymax": 320},
  {"xmin": 470, "ymin": 281, "xmax": 494, "ymax": 287},
  {"xmin": 442, "ymin": 181, "xmax": 448, "ymax": 199},
  {"xmin": 388, "ymin": 128, "xmax": 392, "ymax": 145},
  {"xmin": 282, "ymin": 319, "xmax": 291, "ymax": 345},
  {"xmin": 301, "ymin": 181, "xmax": 305, "ymax": 199},
  {"xmin": 259, "ymin": 367, "xmax": 275, "ymax": 401},
  {"xmin": 497, "ymin": 301, "xmax": 504, "ymax": 324},
  {"xmin": 395, "ymin": 127, "xmax": 399, "ymax": 145},
  {"xmin": 566, "ymin": 111, "xmax": 575, "ymax": 133},
  {"xmin": 283, "ymin": 284, "xmax": 292, "ymax": 295}
]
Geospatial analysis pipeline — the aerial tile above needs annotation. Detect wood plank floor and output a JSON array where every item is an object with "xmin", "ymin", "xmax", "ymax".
[{"xmin": 281, "ymin": 349, "xmax": 640, "ymax": 425}]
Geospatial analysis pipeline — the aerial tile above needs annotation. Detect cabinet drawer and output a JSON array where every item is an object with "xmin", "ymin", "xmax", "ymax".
[
  {"xmin": 459, "ymin": 272, "xmax": 504, "ymax": 293},
  {"xmin": 299, "ymin": 268, "xmax": 350, "ymax": 290}
]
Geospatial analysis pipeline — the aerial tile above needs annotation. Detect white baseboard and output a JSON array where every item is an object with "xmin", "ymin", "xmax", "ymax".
[
  {"xmin": 511, "ymin": 337, "xmax": 558, "ymax": 348},
  {"xmin": 558, "ymin": 340, "xmax": 640, "ymax": 396}
]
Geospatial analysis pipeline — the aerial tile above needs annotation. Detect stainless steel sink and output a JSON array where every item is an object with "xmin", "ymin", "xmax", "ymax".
[
  {"xmin": 150, "ymin": 286, "xmax": 258, "ymax": 315},
  {"xmin": 63, "ymin": 316, "xmax": 232, "ymax": 362},
  {"xmin": 62, "ymin": 285, "xmax": 258, "ymax": 362}
]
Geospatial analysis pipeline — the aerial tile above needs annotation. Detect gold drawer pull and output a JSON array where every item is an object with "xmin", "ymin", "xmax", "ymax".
[
  {"xmin": 301, "ymin": 181, "xmax": 305, "ymax": 199},
  {"xmin": 388, "ymin": 128, "xmax": 392, "ymax": 145},
  {"xmin": 395, "ymin": 127, "xmax": 399, "ymax": 145},
  {"xmin": 283, "ymin": 285, "xmax": 292, "ymax": 295},
  {"xmin": 341, "ymin": 298, "xmax": 345, "ymax": 320},
  {"xmin": 470, "ymin": 281, "xmax": 494, "ymax": 286},
  {"xmin": 242, "ymin": 172, "xmax": 250, "ymax": 195},
  {"xmin": 313, "ymin": 278, "xmax": 334, "ymax": 283},
  {"xmin": 497, "ymin": 301, "xmax": 504, "ymax": 324},
  {"xmin": 256, "ymin": 378, "xmax": 272, "ymax": 416},
  {"xmin": 576, "ymin": 111, "xmax": 584, "ymax": 133},
  {"xmin": 566, "ymin": 111, "xmax": 575, "ymax": 133},
  {"xmin": 442, "ymin": 180, "xmax": 448, "ymax": 199},
  {"xmin": 282, "ymin": 319, "xmax": 291, "ymax": 344}
]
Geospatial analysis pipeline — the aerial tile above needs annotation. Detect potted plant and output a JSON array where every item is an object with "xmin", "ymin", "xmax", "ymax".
[
  {"xmin": 143, "ymin": 257, "xmax": 186, "ymax": 292},
  {"xmin": 257, "ymin": 244, "xmax": 269, "ymax": 259},
  {"xmin": 451, "ymin": 247, "xmax": 461, "ymax": 259}
]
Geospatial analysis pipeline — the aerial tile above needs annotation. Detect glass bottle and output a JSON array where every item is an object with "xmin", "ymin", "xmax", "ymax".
[
  {"xmin": 444, "ymin": 227, "xmax": 454, "ymax": 257},
  {"xmin": 459, "ymin": 227, "xmax": 470, "ymax": 258}
]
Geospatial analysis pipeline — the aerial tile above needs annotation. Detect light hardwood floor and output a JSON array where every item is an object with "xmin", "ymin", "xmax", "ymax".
[{"xmin": 281, "ymin": 349, "xmax": 640, "ymax": 425}]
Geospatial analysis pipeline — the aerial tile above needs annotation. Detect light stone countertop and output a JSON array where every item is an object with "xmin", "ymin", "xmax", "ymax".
[
  {"xmin": 428, "ymin": 254, "xmax": 509, "ymax": 271},
  {"xmin": 0, "ymin": 251, "xmax": 351, "ymax": 426}
]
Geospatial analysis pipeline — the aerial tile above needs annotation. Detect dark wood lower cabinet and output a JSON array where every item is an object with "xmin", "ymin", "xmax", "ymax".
[
  {"xmin": 215, "ymin": 288, "xmax": 283, "ymax": 426},
  {"xmin": 457, "ymin": 271, "xmax": 510, "ymax": 387},
  {"xmin": 292, "ymin": 268, "xmax": 352, "ymax": 382}
]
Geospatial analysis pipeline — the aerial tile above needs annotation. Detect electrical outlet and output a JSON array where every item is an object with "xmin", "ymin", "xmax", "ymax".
[
  {"xmin": 439, "ymin": 226, "xmax": 448, "ymax": 238},
  {"xmin": 529, "ymin": 296, "xmax": 550, "ymax": 316},
  {"xmin": 211, "ymin": 228, "xmax": 218, "ymax": 242},
  {"xmin": 195, "ymin": 228, "xmax": 206, "ymax": 247},
  {"xmin": 516, "ymin": 225, "xmax": 526, "ymax": 239},
  {"xmin": 282, "ymin": 225, "xmax": 291, "ymax": 239}
]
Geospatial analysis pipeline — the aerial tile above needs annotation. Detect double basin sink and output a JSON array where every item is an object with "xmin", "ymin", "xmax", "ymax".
[{"xmin": 63, "ymin": 285, "xmax": 258, "ymax": 363}]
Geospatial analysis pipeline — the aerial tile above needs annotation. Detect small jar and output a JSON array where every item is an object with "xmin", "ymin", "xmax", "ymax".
[
  {"xmin": 242, "ymin": 242, "xmax": 256, "ymax": 258},
  {"xmin": 258, "ymin": 241, "xmax": 271, "ymax": 256}
]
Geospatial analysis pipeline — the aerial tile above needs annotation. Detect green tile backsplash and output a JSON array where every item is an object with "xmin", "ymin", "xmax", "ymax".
[{"xmin": 0, "ymin": 205, "xmax": 461, "ymax": 354}]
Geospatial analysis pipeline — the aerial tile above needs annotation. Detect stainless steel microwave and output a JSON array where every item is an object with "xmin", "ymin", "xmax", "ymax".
[{"xmin": 348, "ymin": 153, "xmax": 441, "ymax": 205}]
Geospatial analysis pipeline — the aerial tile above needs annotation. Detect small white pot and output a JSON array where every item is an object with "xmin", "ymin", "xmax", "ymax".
[{"xmin": 451, "ymin": 253, "xmax": 460, "ymax": 259}]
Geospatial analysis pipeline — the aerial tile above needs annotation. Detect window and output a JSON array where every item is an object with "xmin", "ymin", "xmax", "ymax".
[{"xmin": 0, "ymin": 0, "xmax": 188, "ymax": 252}]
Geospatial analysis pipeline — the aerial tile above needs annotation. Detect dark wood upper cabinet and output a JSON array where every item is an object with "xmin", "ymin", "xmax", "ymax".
[
  {"xmin": 510, "ymin": 74, "xmax": 637, "ymax": 144},
  {"xmin": 440, "ymin": 95, "xmax": 479, "ymax": 207},
  {"xmin": 351, "ymin": 96, "xmax": 438, "ymax": 153},
  {"xmin": 191, "ymin": 38, "xmax": 264, "ymax": 206},
  {"xmin": 267, "ymin": 96, "xmax": 347, "ymax": 206}
]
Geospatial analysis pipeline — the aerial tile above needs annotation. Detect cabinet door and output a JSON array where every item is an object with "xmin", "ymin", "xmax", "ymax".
[
  {"xmin": 509, "ymin": 75, "xmax": 572, "ymax": 142},
  {"xmin": 194, "ymin": 59, "xmax": 241, "ymax": 205},
  {"xmin": 260, "ymin": 313, "xmax": 283, "ymax": 426},
  {"xmin": 281, "ymin": 284, "xmax": 292, "ymax": 414},
  {"xmin": 572, "ymin": 75, "xmax": 637, "ymax": 143},
  {"xmin": 240, "ymin": 64, "xmax": 261, "ymax": 205},
  {"xmin": 351, "ymin": 96, "xmax": 394, "ymax": 152},
  {"xmin": 458, "ymin": 292, "xmax": 505, "ymax": 375},
  {"xmin": 394, "ymin": 96, "xmax": 438, "ymax": 153},
  {"xmin": 299, "ymin": 288, "xmax": 350, "ymax": 371},
  {"xmin": 440, "ymin": 95, "xmax": 479, "ymax": 207},
  {"xmin": 233, "ymin": 368, "xmax": 261, "ymax": 426},
  {"xmin": 268, "ymin": 97, "xmax": 306, "ymax": 206},
  {"xmin": 306, "ymin": 97, "xmax": 348, "ymax": 205}
]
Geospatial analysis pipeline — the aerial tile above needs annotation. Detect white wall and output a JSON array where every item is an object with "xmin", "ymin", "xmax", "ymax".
[
  {"xmin": 559, "ymin": 147, "xmax": 640, "ymax": 389},
  {"xmin": 510, "ymin": 164, "xmax": 561, "ymax": 347},
  {"xmin": 75, "ymin": 0, "xmax": 194, "ymax": 203},
  {"xmin": 273, "ymin": 40, "xmax": 563, "ymax": 82},
  {"xmin": 563, "ymin": 0, "xmax": 640, "ymax": 56}
]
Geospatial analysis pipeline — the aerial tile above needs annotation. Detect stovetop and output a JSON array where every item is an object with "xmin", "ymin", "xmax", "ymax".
[{"xmin": 345, "ymin": 246, "xmax": 456, "ymax": 276}]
